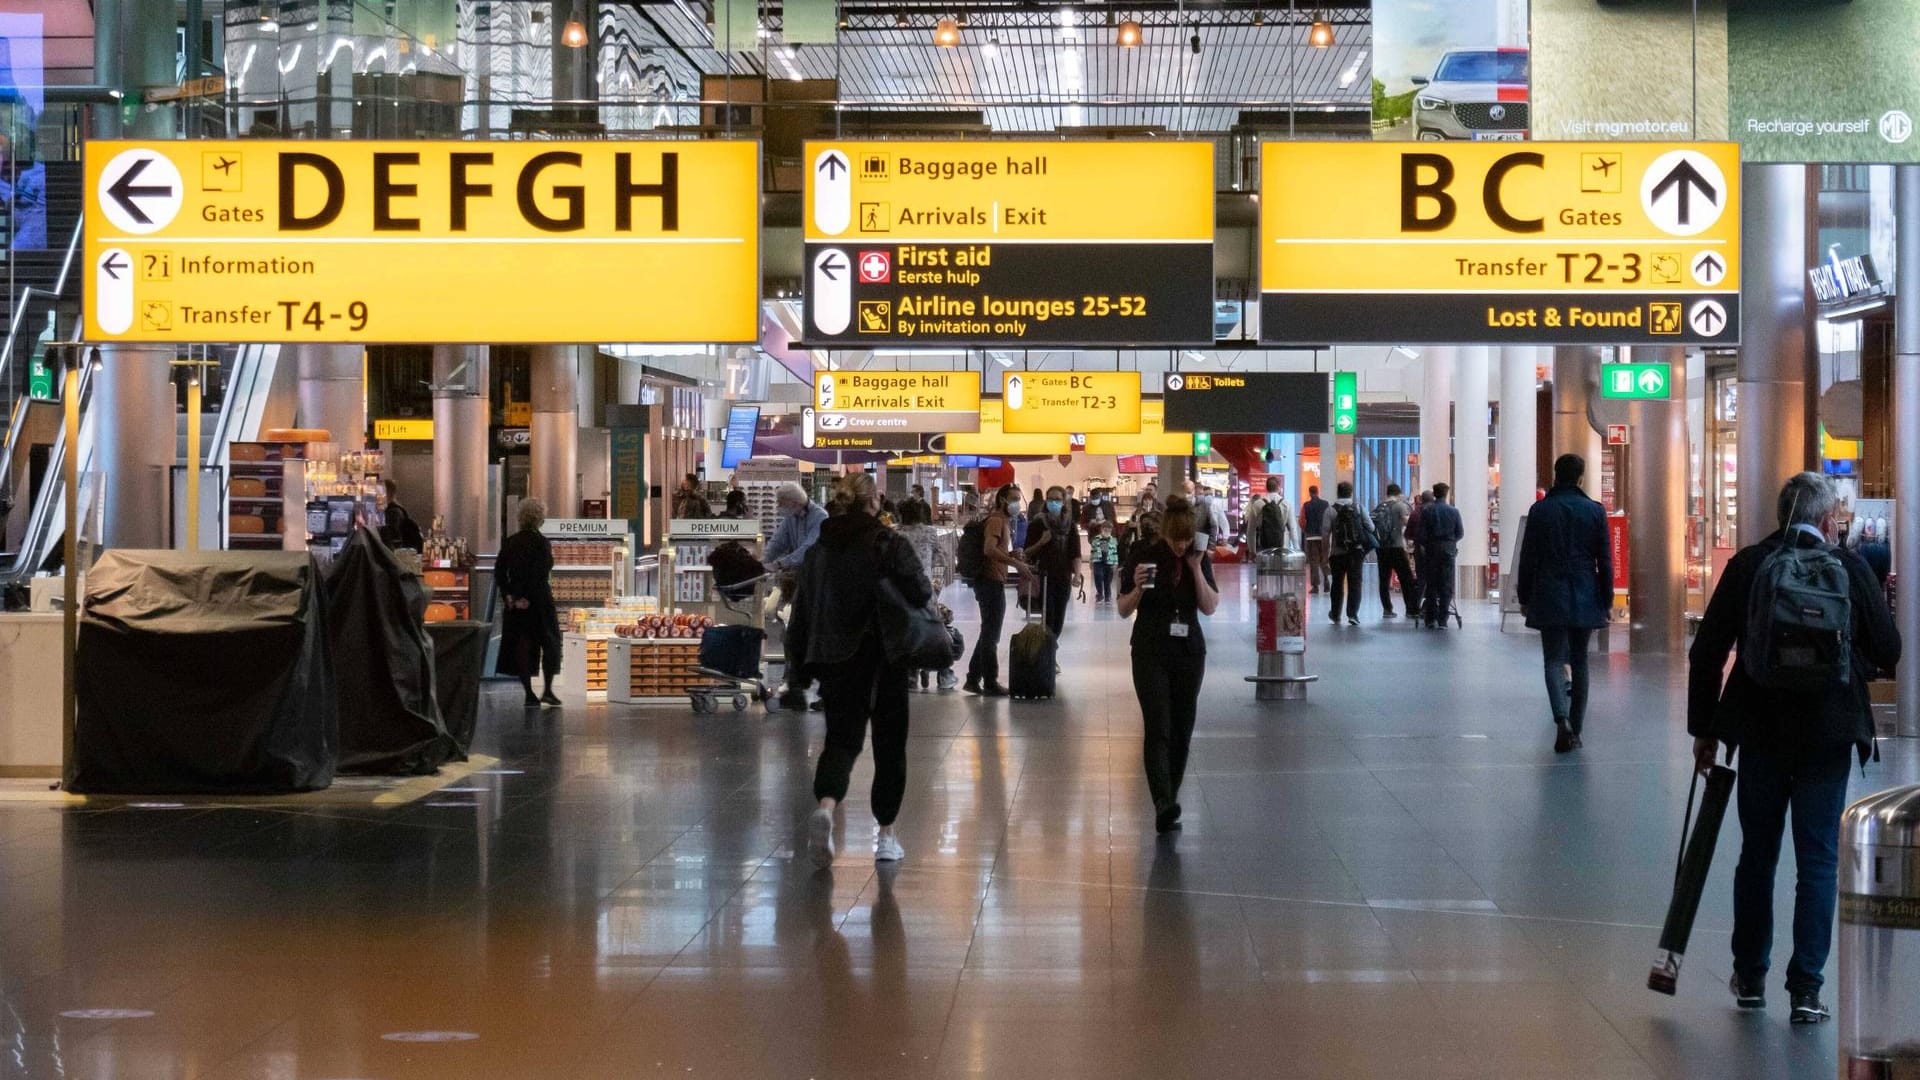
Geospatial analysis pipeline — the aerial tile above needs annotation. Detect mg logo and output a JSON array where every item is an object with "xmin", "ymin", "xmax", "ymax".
[
  {"xmin": 1489, "ymin": 105, "xmax": 1507, "ymax": 122},
  {"xmin": 1881, "ymin": 110, "xmax": 1913, "ymax": 144}
]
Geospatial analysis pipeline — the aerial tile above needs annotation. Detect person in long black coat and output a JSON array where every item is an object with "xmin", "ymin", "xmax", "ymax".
[
  {"xmin": 496, "ymin": 497, "xmax": 562, "ymax": 709},
  {"xmin": 1514, "ymin": 454, "xmax": 1613, "ymax": 753}
]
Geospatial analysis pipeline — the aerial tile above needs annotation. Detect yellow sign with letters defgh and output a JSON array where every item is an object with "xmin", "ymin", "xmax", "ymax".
[{"xmin": 85, "ymin": 140, "xmax": 760, "ymax": 344}]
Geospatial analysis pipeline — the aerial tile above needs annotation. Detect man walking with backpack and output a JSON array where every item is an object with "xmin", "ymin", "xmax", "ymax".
[
  {"xmin": 1246, "ymin": 477, "xmax": 1295, "ymax": 553},
  {"xmin": 1688, "ymin": 472, "xmax": 1899, "ymax": 1024},
  {"xmin": 1418, "ymin": 483, "xmax": 1464, "ymax": 628},
  {"xmin": 1370, "ymin": 484, "xmax": 1416, "ymax": 619},
  {"xmin": 1320, "ymin": 481, "xmax": 1374, "ymax": 626}
]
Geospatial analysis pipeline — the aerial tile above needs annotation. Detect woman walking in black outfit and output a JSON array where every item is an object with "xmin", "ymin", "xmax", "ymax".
[
  {"xmin": 788, "ymin": 472, "xmax": 933, "ymax": 868},
  {"xmin": 1117, "ymin": 496, "xmax": 1220, "ymax": 834},
  {"xmin": 496, "ymin": 497, "xmax": 563, "ymax": 709}
]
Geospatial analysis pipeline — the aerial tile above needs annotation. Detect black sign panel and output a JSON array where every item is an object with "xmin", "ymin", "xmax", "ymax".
[
  {"xmin": 801, "ymin": 242, "xmax": 1214, "ymax": 348},
  {"xmin": 1161, "ymin": 372, "xmax": 1330, "ymax": 434},
  {"xmin": 1261, "ymin": 293, "xmax": 1740, "ymax": 347}
]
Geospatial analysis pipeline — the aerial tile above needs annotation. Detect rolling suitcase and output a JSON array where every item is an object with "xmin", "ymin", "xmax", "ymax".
[
  {"xmin": 1008, "ymin": 580, "xmax": 1056, "ymax": 699},
  {"xmin": 1648, "ymin": 760, "xmax": 1739, "ymax": 994}
]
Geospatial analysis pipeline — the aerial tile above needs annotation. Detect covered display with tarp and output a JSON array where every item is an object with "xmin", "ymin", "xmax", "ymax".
[
  {"xmin": 325, "ymin": 529, "xmax": 457, "ymax": 774},
  {"xmin": 425, "ymin": 621, "xmax": 486, "ymax": 760},
  {"xmin": 72, "ymin": 551, "xmax": 336, "ymax": 794}
]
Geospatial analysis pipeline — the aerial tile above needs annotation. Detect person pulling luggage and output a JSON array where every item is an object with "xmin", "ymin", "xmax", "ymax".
[
  {"xmin": 1117, "ymin": 495, "xmax": 1220, "ymax": 834},
  {"xmin": 1686, "ymin": 471, "xmax": 1899, "ymax": 1023}
]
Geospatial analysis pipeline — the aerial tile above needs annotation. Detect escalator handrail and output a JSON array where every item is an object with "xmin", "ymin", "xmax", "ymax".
[{"xmin": 0, "ymin": 215, "xmax": 85, "ymax": 393}]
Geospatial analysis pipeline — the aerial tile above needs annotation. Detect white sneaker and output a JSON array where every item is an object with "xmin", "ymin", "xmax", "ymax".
[
  {"xmin": 937, "ymin": 670, "xmax": 958, "ymax": 691},
  {"xmin": 808, "ymin": 807, "xmax": 836, "ymax": 868},
  {"xmin": 875, "ymin": 832, "xmax": 905, "ymax": 863}
]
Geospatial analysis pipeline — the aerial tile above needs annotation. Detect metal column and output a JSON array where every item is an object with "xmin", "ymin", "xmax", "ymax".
[
  {"xmin": 92, "ymin": 0, "xmax": 177, "ymax": 550},
  {"xmin": 294, "ymin": 345, "xmax": 365, "ymax": 446},
  {"xmin": 432, "ymin": 345, "xmax": 490, "ymax": 551},
  {"xmin": 1498, "ymin": 346, "xmax": 1539, "ymax": 596},
  {"xmin": 1551, "ymin": 345, "xmax": 1605, "ymax": 486},
  {"xmin": 1896, "ymin": 166, "xmax": 1920, "ymax": 738},
  {"xmin": 1627, "ymin": 347, "xmax": 1689, "ymax": 653},
  {"xmin": 530, "ymin": 344, "xmax": 581, "ymax": 516},
  {"xmin": 1419, "ymin": 347, "xmax": 1454, "ymax": 494},
  {"xmin": 1455, "ymin": 345, "xmax": 1490, "ymax": 600},
  {"xmin": 1737, "ymin": 163, "xmax": 1815, "ymax": 546}
]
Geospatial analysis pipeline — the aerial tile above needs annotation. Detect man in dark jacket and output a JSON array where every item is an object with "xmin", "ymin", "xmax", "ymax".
[
  {"xmin": 1416, "ymin": 483, "xmax": 1464, "ymax": 628},
  {"xmin": 1300, "ymin": 485, "xmax": 1330, "ymax": 591},
  {"xmin": 1515, "ymin": 454, "xmax": 1612, "ymax": 753},
  {"xmin": 1687, "ymin": 471, "xmax": 1899, "ymax": 1024}
]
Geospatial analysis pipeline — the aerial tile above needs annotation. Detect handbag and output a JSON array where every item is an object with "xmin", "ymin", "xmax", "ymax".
[{"xmin": 873, "ymin": 534, "xmax": 954, "ymax": 670}]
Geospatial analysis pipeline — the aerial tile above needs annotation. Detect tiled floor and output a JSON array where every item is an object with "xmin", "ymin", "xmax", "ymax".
[{"xmin": 3, "ymin": 566, "xmax": 1912, "ymax": 1078}]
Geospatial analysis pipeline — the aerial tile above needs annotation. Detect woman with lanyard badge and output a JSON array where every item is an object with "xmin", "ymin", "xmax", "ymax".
[{"xmin": 1117, "ymin": 495, "xmax": 1220, "ymax": 834}]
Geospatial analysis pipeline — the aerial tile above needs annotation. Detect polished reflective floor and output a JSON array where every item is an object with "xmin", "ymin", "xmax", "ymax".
[{"xmin": 4, "ymin": 567, "xmax": 1913, "ymax": 1079}]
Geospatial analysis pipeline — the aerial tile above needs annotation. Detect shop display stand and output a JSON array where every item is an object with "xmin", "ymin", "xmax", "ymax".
[
  {"xmin": 542, "ymin": 519, "xmax": 631, "ymax": 610},
  {"xmin": 733, "ymin": 457, "xmax": 803, "ymax": 542},
  {"xmin": 228, "ymin": 440, "xmax": 312, "ymax": 551},
  {"xmin": 607, "ymin": 637, "xmax": 703, "ymax": 705},
  {"xmin": 663, "ymin": 518, "xmax": 766, "ymax": 629}
]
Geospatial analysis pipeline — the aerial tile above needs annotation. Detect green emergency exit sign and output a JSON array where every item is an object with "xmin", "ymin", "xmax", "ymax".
[
  {"xmin": 1600, "ymin": 362, "xmax": 1670, "ymax": 400},
  {"xmin": 27, "ymin": 355, "xmax": 52, "ymax": 400},
  {"xmin": 1333, "ymin": 371, "xmax": 1357, "ymax": 433},
  {"xmin": 1192, "ymin": 431, "xmax": 1211, "ymax": 456}
]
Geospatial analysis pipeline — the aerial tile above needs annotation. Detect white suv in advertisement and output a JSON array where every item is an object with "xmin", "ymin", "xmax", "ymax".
[{"xmin": 1411, "ymin": 48, "xmax": 1530, "ymax": 141}]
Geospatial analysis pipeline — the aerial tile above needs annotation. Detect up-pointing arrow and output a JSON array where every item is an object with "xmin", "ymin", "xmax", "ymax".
[
  {"xmin": 1638, "ymin": 369, "xmax": 1664, "ymax": 394},
  {"xmin": 818, "ymin": 151, "xmax": 848, "ymax": 179},
  {"xmin": 1650, "ymin": 159, "xmax": 1717, "ymax": 227},
  {"xmin": 106, "ymin": 157, "xmax": 175, "ymax": 226},
  {"xmin": 1695, "ymin": 253, "xmax": 1724, "ymax": 280}
]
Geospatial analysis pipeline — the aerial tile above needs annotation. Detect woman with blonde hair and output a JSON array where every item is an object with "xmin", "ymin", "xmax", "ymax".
[
  {"xmin": 496, "ymin": 497, "xmax": 563, "ymax": 708},
  {"xmin": 788, "ymin": 471, "xmax": 933, "ymax": 866},
  {"xmin": 1117, "ymin": 495, "xmax": 1220, "ymax": 833}
]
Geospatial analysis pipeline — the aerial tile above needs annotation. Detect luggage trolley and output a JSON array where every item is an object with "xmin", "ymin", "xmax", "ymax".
[{"xmin": 664, "ymin": 517, "xmax": 773, "ymax": 713}]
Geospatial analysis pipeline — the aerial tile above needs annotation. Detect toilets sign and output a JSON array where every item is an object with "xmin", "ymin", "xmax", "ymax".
[
  {"xmin": 1260, "ymin": 142, "xmax": 1742, "ymax": 346},
  {"xmin": 83, "ymin": 140, "xmax": 760, "ymax": 344}
]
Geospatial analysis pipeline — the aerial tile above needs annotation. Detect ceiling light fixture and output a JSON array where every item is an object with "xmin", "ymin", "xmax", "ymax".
[
  {"xmin": 1115, "ymin": 19, "xmax": 1141, "ymax": 47},
  {"xmin": 982, "ymin": 36, "xmax": 1001, "ymax": 59},
  {"xmin": 1189, "ymin": 32, "xmax": 1201, "ymax": 55},
  {"xmin": 560, "ymin": 6, "xmax": 588, "ymax": 48},
  {"xmin": 1308, "ymin": 11, "xmax": 1335, "ymax": 47},
  {"xmin": 1252, "ymin": 9, "xmax": 1265, "ymax": 25},
  {"xmin": 933, "ymin": 17, "xmax": 960, "ymax": 46},
  {"xmin": 895, "ymin": 11, "xmax": 909, "ymax": 28}
]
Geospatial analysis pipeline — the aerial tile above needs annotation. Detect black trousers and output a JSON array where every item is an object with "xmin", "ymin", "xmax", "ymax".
[
  {"xmin": 1420, "ymin": 551, "xmax": 1458, "ymax": 625},
  {"xmin": 1043, "ymin": 577, "xmax": 1070, "ymax": 638},
  {"xmin": 1377, "ymin": 547, "xmax": 1418, "ymax": 615},
  {"xmin": 1327, "ymin": 552, "xmax": 1363, "ymax": 620},
  {"xmin": 969, "ymin": 579, "xmax": 1006, "ymax": 682},
  {"xmin": 1134, "ymin": 648, "xmax": 1206, "ymax": 814},
  {"xmin": 813, "ymin": 634, "xmax": 912, "ymax": 827}
]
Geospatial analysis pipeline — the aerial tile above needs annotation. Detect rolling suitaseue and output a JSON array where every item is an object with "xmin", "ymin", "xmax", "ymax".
[{"xmin": 1008, "ymin": 578, "xmax": 1056, "ymax": 700}]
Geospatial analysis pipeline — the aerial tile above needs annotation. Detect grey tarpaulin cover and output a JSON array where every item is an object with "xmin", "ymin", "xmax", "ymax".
[
  {"xmin": 71, "ymin": 550, "xmax": 337, "ymax": 794},
  {"xmin": 425, "ymin": 621, "xmax": 486, "ymax": 759},
  {"xmin": 325, "ymin": 528, "xmax": 456, "ymax": 775}
]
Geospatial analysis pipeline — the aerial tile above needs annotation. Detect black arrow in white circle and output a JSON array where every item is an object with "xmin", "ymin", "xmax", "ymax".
[
  {"xmin": 1691, "ymin": 251, "xmax": 1726, "ymax": 287},
  {"xmin": 1689, "ymin": 300, "xmax": 1727, "ymax": 336},
  {"xmin": 818, "ymin": 252, "xmax": 846, "ymax": 281},
  {"xmin": 1650, "ymin": 160, "xmax": 1716, "ymax": 227},
  {"xmin": 100, "ymin": 252, "xmax": 128, "ymax": 280},
  {"xmin": 817, "ymin": 151, "xmax": 848, "ymax": 179},
  {"xmin": 106, "ymin": 158, "xmax": 175, "ymax": 225}
]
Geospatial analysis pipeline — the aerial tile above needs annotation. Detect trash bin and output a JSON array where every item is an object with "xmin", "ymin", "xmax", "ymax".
[
  {"xmin": 1839, "ymin": 783, "xmax": 1920, "ymax": 1079},
  {"xmin": 1246, "ymin": 548, "xmax": 1317, "ymax": 701}
]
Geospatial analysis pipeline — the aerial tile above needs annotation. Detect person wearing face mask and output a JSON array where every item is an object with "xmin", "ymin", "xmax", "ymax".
[
  {"xmin": 1117, "ymin": 495, "xmax": 1220, "ymax": 834},
  {"xmin": 965, "ymin": 484, "xmax": 1028, "ymax": 697},
  {"xmin": 1023, "ymin": 485, "xmax": 1083, "ymax": 640}
]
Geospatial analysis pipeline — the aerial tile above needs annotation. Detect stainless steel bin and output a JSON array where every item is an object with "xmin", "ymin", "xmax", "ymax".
[
  {"xmin": 1839, "ymin": 783, "xmax": 1920, "ymax": 1079},
  {"xmin": 1246, "ymin": 548, "xmax": 1316, "ymax": 702}
]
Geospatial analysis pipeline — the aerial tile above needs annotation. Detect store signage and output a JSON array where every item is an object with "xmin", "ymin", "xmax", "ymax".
[
  {"xmin": 1600, "ymin": 362, "xmax": 1670, "ymax": 400},
  {"xmin": 801, "ymin": 141, "xmax": 1214, "ymax": 346},
  {"xmin": 1260, "ymin": 142, "xmax": 1742, "ymax": 345},
  {"xmin": 373, "ymin": 418, "xmax": 434, "ymax": 440},
  {"xmin": 799, "ymin": 407, "xmax": 925, "ymax": 452},
  {"xmin": 720, "ymin": 405, "xmax": 758, "ymax": 469},
  {"xmin": 1083, "ymin": 400, "xmax": 1193, "ymax": 456},
  {"xmin": 84, "ymin": 140, "xmax": 760, "ymax": 344},
  {"xmin": 1161, "ymin": 372, "xmax": 1330, "ymax": 434},
  {"xmin": 669, "ymin": 518, "xmax": 761, "ymax": 539},
  {"xmin": 943, "ymin": 399, "xmax": 1071, "ymax": 456},
  {"xmin": 542, "ymin": 518, "xmax": 630, "ymax": 537},
  {"xmin": 1001, "ymin": 371, "xmax": 1142, "ymax": 434},
  {"xmin": 1607, "ymin": 423, "xmax": 1630, "ymax": 446},
  {"xmin": 1808, "ymin": 253, "xmax": 1889, "ymax": 316},
  {"xmin": 812, "ymin": 370, "xmax": 981, "ymax": 433},
  {"xmin": 146, "ymin": 75, "xmax": 227, "ymax": 102},
  {"xmin": 1333, "ymin": 371, "xmax": 1358, "ymax": 435}
]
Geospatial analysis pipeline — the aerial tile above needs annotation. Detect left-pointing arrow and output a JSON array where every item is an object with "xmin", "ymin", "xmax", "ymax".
[
  {"xmin": 107, "ymin": 158, "xmax": 174, "ymax": 225},
  {"xmin": 100, "ymin": 252, "xmax": 128, "ymax": 280}
]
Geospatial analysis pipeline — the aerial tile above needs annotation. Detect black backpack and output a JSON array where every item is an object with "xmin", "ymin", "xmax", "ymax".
[
  {"xmin": 1331, "ymin": 504, "xmax": 1375, "ymax": 554},
  {"xmin": 1258, "ymin": 500, "xmax": 1288, "ymax": 550},
  {"xmin": 955, "ymin": 517, "xmax": 988, "ymax": 584},
  {"xmin": 1741, "ymin": 541, "xmax": 1853, "ymax": 691}
]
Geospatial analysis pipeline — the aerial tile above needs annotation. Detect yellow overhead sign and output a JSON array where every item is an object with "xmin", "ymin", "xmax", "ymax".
[
  {"xmin": 374, "ymin": 418, "xmax": 435, "ymax": 440},
  {"xmin": 84, "ymin": 140, "xmax": 760, "ymax": 344},
  {"xmin": 943, "ymin": 399, "xmax": 1071, "ymax": 456},
  {"xmin": 804, "ymin": 141, "xmax": 1212, "ymax": 243},
  {"xmin": 813, "ymin": 370, "xmax": 980, "ymax": 413},
  {"xmin": 1260, "ymin": 142, "xmax": 1742, "ymax": 346},
  {"xmin": 1084, "ymin": 400, "xmax": 1193, "ymax": 456},
  {"xmin": 1001, "ymin": 371, "xmax": 1142, "ymax": 434}
]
